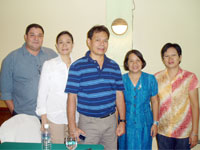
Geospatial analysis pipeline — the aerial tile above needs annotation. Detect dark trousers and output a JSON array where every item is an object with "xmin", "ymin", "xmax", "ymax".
[{"xmin": 156, "ymin": 134, "xmax": 190, "ymax": 150}]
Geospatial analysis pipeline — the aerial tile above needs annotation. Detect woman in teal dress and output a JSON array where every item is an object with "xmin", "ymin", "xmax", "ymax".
[{"xmin": 118, "ymin": 50, "xmax": 159, "ymax": 150}]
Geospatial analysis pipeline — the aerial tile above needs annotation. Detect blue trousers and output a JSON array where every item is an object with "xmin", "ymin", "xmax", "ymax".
[{"xmin": 156, "ymin": 134, "xmax": 190, "ymax": 150}]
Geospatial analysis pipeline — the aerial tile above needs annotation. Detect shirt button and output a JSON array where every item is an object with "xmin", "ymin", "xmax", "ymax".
[
  {"xmin": 134, "ymin": 104, "xmax": 136, "ymax": 107},
  {"xmin": 134, "ymin": 96, "xmax": 136, "ymax": 99}
]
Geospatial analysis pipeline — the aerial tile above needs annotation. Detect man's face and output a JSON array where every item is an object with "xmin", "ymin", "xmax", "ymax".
[
  {"xmin": 87, "ymin": 31, "xmax": 108, "ymax": 57},
  {"xmin": 24, "ymin": 27, "xmax": 44, "ymax": 52}
]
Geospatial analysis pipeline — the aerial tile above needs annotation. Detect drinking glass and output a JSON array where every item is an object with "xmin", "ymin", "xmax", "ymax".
[{"xmin": 65, "ymin": 136, "xmax": 77, "ymax": 150}]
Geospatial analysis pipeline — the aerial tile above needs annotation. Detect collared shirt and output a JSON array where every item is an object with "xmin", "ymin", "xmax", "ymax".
[
  {"xmin": 155, "ymin": 68, "xmax": 199, "ymax": 138},
  {"xmin": 65, "ymin": 50, "xmax": 124, "ymax": 117},
  {"xmin": 36, "ymin": 55, "xmax": 79, "ymax": 124},
  {"xmin": 0, "ymin": 43, "xmax": 57, "ymax": 116}
]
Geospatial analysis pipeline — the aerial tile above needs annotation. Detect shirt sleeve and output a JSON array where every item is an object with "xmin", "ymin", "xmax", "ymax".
[
  {"xmin": 35, "ymin": 61, "xmax": 51, "ymax": 116},
  {"xmin": 115, "ymin": 65, "xmax": 125, "ymax": 91},
  {"xmin": 0, "ymin": 55, "xmax": 13, "ymax": 100},
  {"xmin": 151, "ymin": 75, "xmax": 158, "ymax": 97},
  {"xmin": 65, "ymin": 63, "xmax": 80, "ymax": 94},
  {"xmin": 189, "ymin": 73, "xmax": 199, "ymax": 91}
]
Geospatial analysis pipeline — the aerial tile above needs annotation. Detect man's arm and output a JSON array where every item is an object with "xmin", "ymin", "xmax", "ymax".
[
  {"xmin": 189, "ymin": 88, "xmax": 199, "ymax": 148},
  {"xmin": 115, "ymin": 90, "xmax": 126, "ymax": 136},
  {"xmin": 67, "ymin": 93, "xmax": 77, "ymax": 134},
  {"xmin": 5, "ymin": 100, "xmax": 14, "ymax": 114},
  {"xmin": 0, "ymin": 54, "xmax": 14, "ymax": 114},
  {"xmin": 67, "ymin": 93, "xmax": 85, "ymax": 139}
]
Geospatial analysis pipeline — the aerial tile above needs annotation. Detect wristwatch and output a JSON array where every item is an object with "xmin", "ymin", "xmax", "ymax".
[
  {"xmin": 153, "ymin": 121, "xmax": 159, "ymax": 126},
  {"xmin": 119, "ymin": 119, "xmax": 127, "ymax": 124}
]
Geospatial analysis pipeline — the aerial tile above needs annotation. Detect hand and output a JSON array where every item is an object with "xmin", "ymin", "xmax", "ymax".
[
  {"xmin": 69, "ymin": 127, "xmax": 86, "ymax": 142},
  {"xmin": 151, "ymin": 124, "xmax": 158, "ymax": 137},
  {"xmin": 189, "ymin": 133, "xmax": 198, "ymax": 148},
  {"xmin": 41, "ymin": 115, "xmax": 47, "ymax": 131},
  {"xmin": 116, "ymin": 122, "xmax": 125, "ymax": 136}
]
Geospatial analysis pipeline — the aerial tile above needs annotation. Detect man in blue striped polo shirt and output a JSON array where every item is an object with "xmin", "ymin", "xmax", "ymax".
[{"xmin": 65, "ymin": 25, "xmax": 126, "ymax": 150}]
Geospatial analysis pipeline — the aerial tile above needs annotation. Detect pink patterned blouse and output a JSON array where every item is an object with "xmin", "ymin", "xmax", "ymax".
[{"xmin": 155, "ymin": 68, "xmax": 199, "ymax": 138}]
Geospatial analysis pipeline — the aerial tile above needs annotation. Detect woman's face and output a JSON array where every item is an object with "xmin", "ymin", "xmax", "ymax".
[
  {"xmin": 56, "ymin": 34, "xmax": 73, "ymax": 56},
  {"xmin": 162, "ymin": 47, "xmax": 181, "ymax": 69},
  {"xmin": 127, "ymin": 53, "xmax": 143, "ymax": 74}
]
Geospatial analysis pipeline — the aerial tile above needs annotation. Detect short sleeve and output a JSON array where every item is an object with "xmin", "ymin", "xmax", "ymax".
[
  {"xmin": 189, "ymin": 73, "xmax": 199, "ymax": 91},
  {"xmin": 114, "ymin": 65, "xmax": 125, "ymax": 91},
  {"xmin": 150, "ymin": 75, "xmax": 158, "ymax": 97}
]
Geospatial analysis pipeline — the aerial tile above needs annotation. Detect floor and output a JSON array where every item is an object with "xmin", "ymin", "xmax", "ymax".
[{"xmin": 0, "ymin": 108, "xmax": 12, "ymax": 126}]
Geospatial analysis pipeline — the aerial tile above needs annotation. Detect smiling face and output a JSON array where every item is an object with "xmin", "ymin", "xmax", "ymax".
[
  {"xmin": 56, "ymin": 34, "xmax": 73, "ymax": 56},
  {"xmin": 87, "ymin": 31, "xmax": 108, "ymax": 58},
  {"xmin": 24, "ymin": 27, "xmax": 44, "ymax": 52},
  {"xmin": 162, "ymin": 47, "xmax": 182, "ymax": 69},
  {"xmin": 127, "ymin": 53, "xmax": 143, "ymax": 74}
]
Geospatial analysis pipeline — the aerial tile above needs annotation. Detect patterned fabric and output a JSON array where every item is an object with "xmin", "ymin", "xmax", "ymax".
[
  {"xmin": 118, "ymin": 72, "xmax": 158, "ymax": 150},
  {"xmin": 65, "ymin": 50, "xmax": 124, "ymax": 117},
  {"xmin": 155, "ymin": 68, "xmax": 199, "ymax": 138}
]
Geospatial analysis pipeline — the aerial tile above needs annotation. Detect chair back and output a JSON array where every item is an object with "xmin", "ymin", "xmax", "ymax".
[{"xmin": 0, "ymin": 114, "xmax": 41, "ymax": 143}]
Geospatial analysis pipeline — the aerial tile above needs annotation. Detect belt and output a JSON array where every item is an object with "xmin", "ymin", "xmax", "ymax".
[{"xmin": 100, "ymin": 112, "xmax": 115, "ymax": 119}]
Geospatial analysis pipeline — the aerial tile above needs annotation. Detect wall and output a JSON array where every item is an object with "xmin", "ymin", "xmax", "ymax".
[
  {"xmin": 132, "ymin": 0, "xmax": 200, "ymax": 76},
  {"xmin": 106, "ymin": 0, "xmax": 133, "ymax": 69},
  {"xmin": 0, "ymin": 0, "xmax": 106, "ymax": 64},
  {"xmin": 1, "ymin": 0, "xmax": 199, "ymax": 77}
]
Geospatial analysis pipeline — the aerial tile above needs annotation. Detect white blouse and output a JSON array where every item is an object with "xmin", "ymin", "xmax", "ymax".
[{"xmin": 36, "ymin": 55, "xmax": 79, "ymax": 124}]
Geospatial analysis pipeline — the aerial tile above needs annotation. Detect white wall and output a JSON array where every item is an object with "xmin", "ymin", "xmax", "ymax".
[
  {"xmin": 0, "ymin": 0, "xmax": 106, "ymax": 64},
  {"xmin": 132, "ymin": 0, "xmax": 200, "ymax": 77}
]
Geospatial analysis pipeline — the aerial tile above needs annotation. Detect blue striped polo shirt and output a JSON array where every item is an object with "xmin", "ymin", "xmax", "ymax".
[{"xmin": 65, "ymin": 50, "xmax": 124, "ymax": 117}]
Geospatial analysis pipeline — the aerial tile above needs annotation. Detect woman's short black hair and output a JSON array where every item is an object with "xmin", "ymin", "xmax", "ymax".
[
  {"xmin": 123, "ymin": 49, "xmax": 146, "ymax": 71},
  {"xmin": 56, "ymin": 31, "xmax": 74, "ymax": 44},
  {"xmin": 161, "ymin": 43, "xmax": 182, "ymax": 59}
]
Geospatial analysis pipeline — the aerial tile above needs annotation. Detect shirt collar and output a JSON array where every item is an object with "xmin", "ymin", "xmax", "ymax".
[
  {"xmin": 22, "ymin": 43, "xmax": 44, "ymax": 56},
  {"xmin": 165, "ymin": 67, "xmax": 183, "ymax": 81},
  {"xmin": 56, "ymin": 54, "xmax": 73, "ymax": 65},
  {"xmin": 85, "ymin": 50, "xmax": 109, "ymax": 63}
]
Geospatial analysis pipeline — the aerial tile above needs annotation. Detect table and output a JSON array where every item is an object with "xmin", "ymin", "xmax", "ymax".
[{"xmin": 0, "ymin": 142, "xmax": 104, "ymax": 150}]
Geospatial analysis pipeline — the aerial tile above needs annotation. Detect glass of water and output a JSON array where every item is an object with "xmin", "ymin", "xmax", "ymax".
[{"xmin": 65, "ymin": 136, "xmax": 77, "ymax": 150}]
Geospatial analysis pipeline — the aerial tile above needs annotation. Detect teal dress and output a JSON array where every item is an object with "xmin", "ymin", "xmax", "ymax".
[{"xmin": 118, "ymin": 72, "xmax": 158, "ymax": 150}]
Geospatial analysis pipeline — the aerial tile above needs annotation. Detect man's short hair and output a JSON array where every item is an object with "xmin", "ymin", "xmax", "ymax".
[
  {"xmin": 87, "ymin": 25, "xmax": 110, "ymax": 40},
  {"xmin": 25, "ymin": 23, "xmax": 44, "ymax": 35}
]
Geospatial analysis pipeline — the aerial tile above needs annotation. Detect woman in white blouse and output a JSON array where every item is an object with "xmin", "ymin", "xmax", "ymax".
[{"xmin": 36, "ymin": 31, "xmax": 78, "ymax": 143}]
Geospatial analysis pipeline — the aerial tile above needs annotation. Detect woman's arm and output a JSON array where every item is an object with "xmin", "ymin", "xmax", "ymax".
[
  {"xmin": 150, "ymin": 95, "xmax": 159, "ymax": 137},
  {"xmin": 35, "ymin": 62, "xmax": 51, "ymax": 117},
  {"xmin": 189, "ymin": 88, "xmax": 199, "ymax": 148}
]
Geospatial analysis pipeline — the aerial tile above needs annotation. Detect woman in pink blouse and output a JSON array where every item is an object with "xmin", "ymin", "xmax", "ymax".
[{"xmin": 155, "ymin": 43, "xmax": 199, "ymax": 149}]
